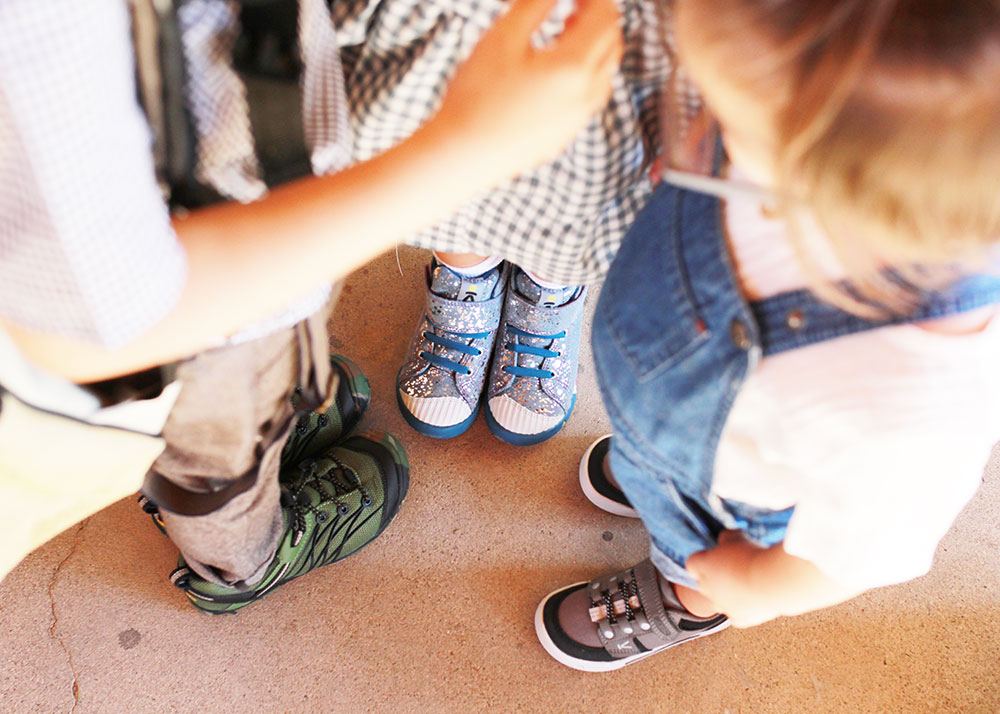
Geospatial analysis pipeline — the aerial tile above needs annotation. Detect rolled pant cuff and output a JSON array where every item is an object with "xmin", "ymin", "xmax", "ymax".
[{"xmin": 649, "ymin": 539, "xmax": 698, "ymax": 590}]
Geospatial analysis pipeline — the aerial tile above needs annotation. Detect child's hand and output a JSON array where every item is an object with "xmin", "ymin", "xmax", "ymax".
[
  {"xmin": 430, "ymin": 0, "xmax": 623, "ymax": 183},
  {"xmin": 686, "ymin": 530, "xmax": 862, "ymax": 628},
  {"xmin": 685, "ymin": 530, "xmax": 779, "ymax": 628}
]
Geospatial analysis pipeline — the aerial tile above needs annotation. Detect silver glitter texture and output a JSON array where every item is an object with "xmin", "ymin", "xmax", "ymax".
[
  {"xmin": 488, "ymin": 285, "xmax": 587, "ymax": 417},
  {"xmin": 398, "ymin": 267, "xmax": 506, "ymax": 407}
]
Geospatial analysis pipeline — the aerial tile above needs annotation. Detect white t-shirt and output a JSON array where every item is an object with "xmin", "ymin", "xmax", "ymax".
[{"xmin": 713, "ymin": 174, "xmax": 1000, "ymax": 591}]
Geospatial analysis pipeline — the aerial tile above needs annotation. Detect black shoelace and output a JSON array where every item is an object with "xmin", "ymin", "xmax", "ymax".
[{"xmin": 283, "ymin": 457, "xmax": 372, "ymax": 546}]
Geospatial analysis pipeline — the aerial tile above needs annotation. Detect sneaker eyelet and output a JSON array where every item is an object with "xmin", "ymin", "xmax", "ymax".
[
  {"xmin": 316, "ymin": 512, "xmax": 328, "ymax": 523},
  {"xmin": 337, "ymin": 502, "xmax": 350, "ymax": 516},
  {"xmin": 361, "ymin": 494, "xmax": 373, "ymax": 508},
  {"xmin": 640, "ymin": 622, "xmax": 651, "ymax": 631},
  {"xmin": 318, "ymin": 414, "xmax": 329, "ymax": 427}
]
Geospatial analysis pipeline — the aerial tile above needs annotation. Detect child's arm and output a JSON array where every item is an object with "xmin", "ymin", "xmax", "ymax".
[
  {"xmin": 5, "ymin": 0, "xmax": 622, "ymax": 383},
  {"xmin": 685, "ymin": 531, "xmax": 864, "ymax": 628}
]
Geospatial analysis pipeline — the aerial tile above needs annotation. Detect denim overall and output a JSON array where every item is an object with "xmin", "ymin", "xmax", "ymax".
[{"xmin": 592, "ymin": 179, "xmax": 1000, "ymax": 588}]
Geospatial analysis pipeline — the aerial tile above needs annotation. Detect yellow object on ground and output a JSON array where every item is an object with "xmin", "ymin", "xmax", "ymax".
[{"xmin": 0, "ymin": 389, "xmax": 172, "ymax": 581}]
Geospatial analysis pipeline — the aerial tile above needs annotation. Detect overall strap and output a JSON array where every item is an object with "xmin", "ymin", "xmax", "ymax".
[
  {"xmin": 751, "ymin": 274, "xmax": 1000, "ymax": 357},
  {"xmin": 696, "ymin": 136, "xmax": 1000, "ymax": 358}
]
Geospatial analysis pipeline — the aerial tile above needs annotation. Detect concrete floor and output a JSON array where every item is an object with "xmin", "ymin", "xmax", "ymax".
[{"xmin": 2, "ymin": 246, "xmax": 999, "ymax": 713}]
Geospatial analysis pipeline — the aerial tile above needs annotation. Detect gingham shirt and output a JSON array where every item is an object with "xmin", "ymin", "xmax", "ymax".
[
  {"xmin": 1, "ymin": 0, "xmax": 669, "ymax": 349},
  {"xmin": 335, "ymin": 0, "xmax": 670, "ymax": 285},
  {"xmin": 0, "ymin": 0, "xmax": 187, "ymax": 347}
]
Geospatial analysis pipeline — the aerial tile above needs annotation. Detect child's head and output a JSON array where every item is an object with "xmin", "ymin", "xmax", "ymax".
[{"xmin": 671, "ymin": 0, "xmax": 1000, "ymax": 305}]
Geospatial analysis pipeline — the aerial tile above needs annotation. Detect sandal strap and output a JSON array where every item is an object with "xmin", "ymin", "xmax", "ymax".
[
  {"xmin": 425, "ymin": 285, "xmax": 504, "ymax": 335},
  {"xmin": 589, "ymin": 559, "xmax": 709, "ymax": 659}
]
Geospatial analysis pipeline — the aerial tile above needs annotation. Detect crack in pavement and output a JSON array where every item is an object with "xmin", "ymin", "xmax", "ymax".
[{"xmin": 47, "ymin": 520, "xmax": 87, "ymax": 714}]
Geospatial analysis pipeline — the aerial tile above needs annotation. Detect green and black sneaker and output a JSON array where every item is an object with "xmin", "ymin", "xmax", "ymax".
[
  {"xmin": 170, "ymin": 430, "xmax": 409, "ymax": 614},
  {"xmin": 281, "ymin": 354, "xmax": 372, "ymax": 467}
]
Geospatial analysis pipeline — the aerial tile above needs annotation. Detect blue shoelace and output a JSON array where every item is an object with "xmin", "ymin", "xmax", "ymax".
[
  {"xmin": 502, "ymin": 325, "xmax": 565, "ymax": 379},
  {"xmin": 420, "ymin": 327, "xmax": 491, "ymax": 374}
]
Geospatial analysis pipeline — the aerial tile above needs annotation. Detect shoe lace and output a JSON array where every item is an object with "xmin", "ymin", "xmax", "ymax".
[
  {"xmin": 502, "ymin": 325, "xmax": 564, "ymax": 379},
  {"xmin": 592, "ymin": 572, "xmax": 642, "ymax": 626},
  {"xmin": 292, "ymin": 409, "xmax": 329, "ymax": 446},
  {"xmin": 420, "ymin": 325, "xmax": 490, "ymax": 374},
  {"xmin": 282, "ymin": 387, "xmax": 331, "ymax": 465},
  {"xmin": 283, "ymin": 456, "xmax": 372, "ymax": 547}
]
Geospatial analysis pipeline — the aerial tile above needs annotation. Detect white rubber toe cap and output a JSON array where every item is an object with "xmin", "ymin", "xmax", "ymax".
[
  {"xmin": 487, "ymin": 395, "xmax": 561, "ymax": 436},
  {"xmin": 399, "ymin": 392, "xmax": 473, "ymax": 427}
]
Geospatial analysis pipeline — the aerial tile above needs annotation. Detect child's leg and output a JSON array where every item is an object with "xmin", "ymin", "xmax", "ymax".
[
  {"xmin": 146, "ymin": 303, "xmax": 410, "ymax": 612},
  {"xmin": 153, "ymin": 324, "xmax": 299, "ymax": 588}
]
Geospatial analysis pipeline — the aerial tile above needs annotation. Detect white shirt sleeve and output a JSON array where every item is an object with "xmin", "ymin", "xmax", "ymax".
[{"xmin": 0, "ymin": 0, "xmax": 187, "ymax": 347}]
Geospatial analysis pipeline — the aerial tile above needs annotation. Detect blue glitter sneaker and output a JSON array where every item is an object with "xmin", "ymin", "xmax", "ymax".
[
  {"xmin": 396, "ymin": 260, "xmax": 507, "ymax": 438},
  {"xmin": 485, "ymin": 269, "xmax": 586, "ymax": 446}
]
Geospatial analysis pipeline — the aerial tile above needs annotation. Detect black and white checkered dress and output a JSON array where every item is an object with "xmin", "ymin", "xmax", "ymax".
[{"xmin": 335, "ymin": 0, "xmax": 671, "ymax": 286}]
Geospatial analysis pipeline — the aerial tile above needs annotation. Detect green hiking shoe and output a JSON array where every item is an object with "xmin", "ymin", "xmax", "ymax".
[
  {"xmin": 281, "ymin": 354, "xmax": 372, "ymax": 467},
  {"xmin": 170, "ymin": 430, "xmax": 409, "ymax": 614}
]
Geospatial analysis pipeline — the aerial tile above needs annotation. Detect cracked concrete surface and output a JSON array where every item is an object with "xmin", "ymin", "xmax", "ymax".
[
  {"xmin": 46, "ymin": 522, "xmax": 85, "ymax": 714},
  {"xmin": 2, "ymin": 247, "xmax": 999, "ymax": 713}
]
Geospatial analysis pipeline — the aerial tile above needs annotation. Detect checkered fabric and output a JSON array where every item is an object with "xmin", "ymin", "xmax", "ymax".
[
  {"xmin": 335, "ymin": 0, "xmax": 674, "ymax": 286},
  {"xmin": 0, "ymin": 0, "xmax": 187, "ymax": 348},
  {"xmin": 1, "ymin": 0, "xmax": 679, "ymax": 349},
  {"xmin": 0, "ymin": 0, "xmax": 343, "ymax": 347},
  {"xmin": 175, "ymin": 0, "xmax": 353, "ymax": 201}
]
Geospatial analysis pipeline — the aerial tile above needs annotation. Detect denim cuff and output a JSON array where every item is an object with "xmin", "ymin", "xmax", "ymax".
[{"xmin": 649, "ymin": 538, "xmax": 698, "ymax": 590}]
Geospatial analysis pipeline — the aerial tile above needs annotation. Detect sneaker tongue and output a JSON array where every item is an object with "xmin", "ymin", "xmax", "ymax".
[
  {"xmin": 430, "ymin": 262, "xmax": 501, "ymax": 302},
  {"xmin": 513, "ymin": 270, "xmax": 578, "ymax": 309}
]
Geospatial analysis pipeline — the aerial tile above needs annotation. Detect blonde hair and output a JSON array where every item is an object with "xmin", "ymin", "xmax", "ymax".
[{"xmin": 679, "ymin": 0, "xmax": 1000, "ymax": 314}]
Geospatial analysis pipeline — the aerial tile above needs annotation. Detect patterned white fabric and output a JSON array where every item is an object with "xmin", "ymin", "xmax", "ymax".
[
  {"xmin": 300, "ymin": 0, "xmax": 354, "ymax": 175},
  {"xmin": 0, "ymin": 0, "xmax": 347, "ymax": 347},
  {"xmin": 0, "ymin": 0, "xmax": 186, "ymax": 347},
  {"xmin": 177, "ymin": 0, "xmax": 267, "ymax": 203},
  {"xmin": 176, "ymin": 0, "xmax": 353, "ymax": 200}
]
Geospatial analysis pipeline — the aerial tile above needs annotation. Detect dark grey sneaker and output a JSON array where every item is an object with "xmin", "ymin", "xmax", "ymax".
[
  {"xmin": 535, "ymin": 559, "xmax": 729, "ymax": 671},
  {"xmin": 579, "ymin": 435, "xmax": 638, "ymax": 518}
]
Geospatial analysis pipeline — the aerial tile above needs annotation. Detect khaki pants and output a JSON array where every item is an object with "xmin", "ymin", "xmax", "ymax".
[{"xmin": 153, "ymin": 299, "xmax": 335, "ymax": 588}]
